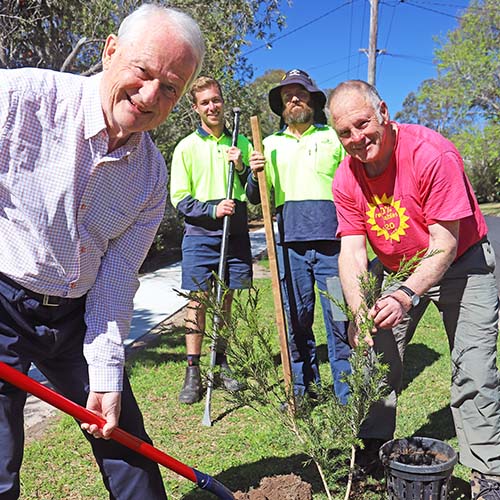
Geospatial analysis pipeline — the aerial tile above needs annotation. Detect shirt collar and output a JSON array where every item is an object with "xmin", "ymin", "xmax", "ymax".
[
  {"xmin": 196, "ymin": 125, "xmax": 231, "ymax": 139},
  {"xmin": 279, "ymin": 123, "xmax": 324, "ymax": 136},
  {"xmin": 83, "ymin": 73, "xmax": 107, "ymax": 140}
]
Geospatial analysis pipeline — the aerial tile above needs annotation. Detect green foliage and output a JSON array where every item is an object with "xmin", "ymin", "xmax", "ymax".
[
  {"xmin": 393, "ymin": 79, "xmax": 472, "ymax": 137},
  {"xmin": 396, "ymin": 0, "xmax": 500, "ymax": 202},
  {"xmin": 433, "ymin": 0, "xmax": 500, "ymax": 123},
  {"xmin": 186, "ymin": 277, "xmax": 389, "ymax": 499},
  {"xmin": 246, "ymin": 68, "xmax": 285, "ymax": 138},
  {"xmin": 334, "ymin": 250, "xmax": 430, "ymax": 342},
  {"xmin": 0, "ymin": 0, "xmax": 124, "ymax": 71},
  {"xmin": 452, "ymin": 123, "xmax": 500, "ymax": 203},
  {"xmin": 400, "ymin": 0, "xmax": 500, "ymax": 127}
]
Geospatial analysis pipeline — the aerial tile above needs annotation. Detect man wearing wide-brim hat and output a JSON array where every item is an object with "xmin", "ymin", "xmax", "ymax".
[{"xmin": 247, "ymin": 69, "xmax": 351, "ymax": 403}]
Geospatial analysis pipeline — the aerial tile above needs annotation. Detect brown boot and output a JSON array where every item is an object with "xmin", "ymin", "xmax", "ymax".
[
  {"xmin": 471, "ymin": 470, "xmax": 500, "ymax": 499},
  {"xmin": 353, "ymin": 438, "xmax": 386, "ymax": 480},
  {"xmin": 179, "ymin": 366, "xmax": 202, "ymax": 404}
]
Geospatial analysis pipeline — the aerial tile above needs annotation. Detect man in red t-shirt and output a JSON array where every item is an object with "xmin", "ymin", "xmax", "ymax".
[{"xmin": 329, "ymin": 80, "xmax": 500, "ymax": 497}]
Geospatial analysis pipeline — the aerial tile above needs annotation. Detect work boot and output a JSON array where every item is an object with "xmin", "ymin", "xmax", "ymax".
[
  {"xmin": 471, "ymin": 470, "xmax": 500, "ymax": 499},
  {"xmin": 178, "ymin": 366, "xmax": 202, "ymax": 404},
  {"xmin": 353, "ymin": 438, "xmax": 386, "ymax": 481},
  {"xmin": 219, "ymin": 365, "xmax": 242, "ymax": 392}
]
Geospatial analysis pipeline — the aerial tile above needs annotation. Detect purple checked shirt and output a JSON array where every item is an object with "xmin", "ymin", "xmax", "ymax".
[{"xmin": 0, "ymin": 68, "xmax": 167, "ymax": 392}]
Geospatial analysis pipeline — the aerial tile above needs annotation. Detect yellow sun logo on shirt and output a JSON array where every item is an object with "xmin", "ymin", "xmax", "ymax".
[{"xmin": 366, "ymin": 194, "xmax": 410, "ymax": 241}]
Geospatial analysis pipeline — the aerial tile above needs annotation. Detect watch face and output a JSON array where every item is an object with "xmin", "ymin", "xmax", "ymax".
[{"xmin": 398, "ymin": 285, "xmax": 420, "ymax": 308}]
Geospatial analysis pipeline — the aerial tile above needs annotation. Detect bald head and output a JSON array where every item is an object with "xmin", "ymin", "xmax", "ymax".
[
  {"xmin": 328, "ymin": 80, "xmax": 386, "ymax": 128},
  {"xmin": 327, "ymin": 80, "xmax": 394, "ymax": 167}
]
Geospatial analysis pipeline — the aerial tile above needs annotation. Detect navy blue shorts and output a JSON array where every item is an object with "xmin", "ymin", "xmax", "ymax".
[{"xmin": 181, "ymin": 234, "xmax": 253, "ymax": 291}]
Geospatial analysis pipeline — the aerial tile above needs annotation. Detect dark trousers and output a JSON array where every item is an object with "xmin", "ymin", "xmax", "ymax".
[
  {"xmin": 0, "ymin": 275, "xmax": 167, "ymax": 499},
  {"xmin": 278, "ymin": 242, "xmax": 351, "ymax": 401}
]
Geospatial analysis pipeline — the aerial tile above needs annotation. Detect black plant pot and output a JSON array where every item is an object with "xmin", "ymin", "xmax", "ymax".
[{"xmin": 379, "ymin": 436, "xmax": 458, "ymax": 500}]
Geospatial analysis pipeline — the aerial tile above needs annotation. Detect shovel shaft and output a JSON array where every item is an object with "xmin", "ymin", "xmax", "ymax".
[
  {"xmin": 203, "ymin": 107, "xmax": 241, "ymax": 427},
  {"xmin": 0, "ymin": 362, "xmax": 234, "ymax": 499}
]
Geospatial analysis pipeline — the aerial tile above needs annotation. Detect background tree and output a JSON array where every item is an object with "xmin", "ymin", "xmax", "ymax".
[
  {"xmin": 246, "ymin": 68, "xmax": 284, "ymax": 138},
  {"xmin": 0, "ymin": 0, "xmax": 123, "ymax": 72},
  {"xmin": 396, "ymin": 0, "xmax": 500, "ymax": 202},
  {"xmin": 433, "ymin": 0, "xmax": 500, "ymax": 123},
  {"xmin": 452, "ymin": 124, "xmax": 500, "ymax": 203},
  {"xmin": 393, "ymin": 78, "xmax": 471, "ymax": 137}
]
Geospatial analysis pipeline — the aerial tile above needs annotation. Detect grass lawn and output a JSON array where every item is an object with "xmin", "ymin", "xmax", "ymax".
[{"xmin": 19, "ymin": 269, "xmax": 498, "ymax": 499}]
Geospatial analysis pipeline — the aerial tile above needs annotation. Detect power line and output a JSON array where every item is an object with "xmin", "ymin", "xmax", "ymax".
[
  {"xmin": 383, "ymin": 0, "xmax": 462, "ymax": 19},
  {"xmin": 242, "ymin": 0, "xmax": 354, "ymax": 56},
  {"xmin": 307, "ymin": 53, "xmax": 359, "ymax": 72},
  {"xmin": 384, "ymin": 52, "xmax": 435, "ymax": 65},
  {"xmin": 319, "ymin": 59, "xmax": 368, "ymax": 86}
]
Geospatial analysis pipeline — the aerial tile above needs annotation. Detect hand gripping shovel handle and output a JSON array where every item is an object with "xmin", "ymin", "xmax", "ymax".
[
  {"xmin": 0, "ymin": 362, "xmax": 234, "ymax": 499},
  {"xmin": 202, "ymin": 107, "xmax": 241, "ymax": 427}
]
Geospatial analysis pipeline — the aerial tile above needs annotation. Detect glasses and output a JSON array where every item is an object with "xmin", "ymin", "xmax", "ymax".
[{"xmin": 281, "ymin": 90, "xmax": 310, "ymax": 103}]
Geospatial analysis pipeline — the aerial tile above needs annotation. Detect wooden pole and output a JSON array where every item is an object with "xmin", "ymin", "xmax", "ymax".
[
  {"xmin": 250, "ymin": 116, "xmax": 294, "ymax": 407},
  {"xmin": 368, "ymin": 0, "xmax": 379, "ymax": 85}
]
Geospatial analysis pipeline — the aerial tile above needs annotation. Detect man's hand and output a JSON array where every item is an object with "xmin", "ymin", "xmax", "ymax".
[
  {"xmin": 348, "ymin": 319, "xmax": 375, "ymax": 348},
  {"xmin": 369, "ymin": 292, "xmax": 410, "ymax": 330},
  {"xmin": 347, "ymin": 321, "xmax": 361, "ymax": 348},
  {"xmin": 227, "ymin": 146, "xmax": 243, "ymax": 172},
  {"xmin": 80, "ymin": 391, "xmax": 122, "ymax": 439},
  {"xmin": 216, "ymin": 199, "xmax": 235, "ymax": 218},
  {"xmin": 249, "ymin": 151, "xmax": 265, "ymax": 178}
]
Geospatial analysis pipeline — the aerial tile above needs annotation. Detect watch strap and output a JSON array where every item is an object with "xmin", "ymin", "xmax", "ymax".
[{"xmin": 397, "ymin": 285, "xmax": 416, "ymax": 300}]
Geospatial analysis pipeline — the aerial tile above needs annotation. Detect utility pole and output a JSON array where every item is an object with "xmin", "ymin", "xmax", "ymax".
[
  {"xmin": 368, "ymin": 0, "xmax": 379, "ymax": 85},
  {"xmin": 359, "ymin": 0, "xmax": 385, "ymax": 85}
]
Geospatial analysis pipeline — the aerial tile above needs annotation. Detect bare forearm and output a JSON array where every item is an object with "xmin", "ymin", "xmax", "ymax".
[{"xmin": 401, "ymin": 221, "xmax": 459, "ymax": 296}]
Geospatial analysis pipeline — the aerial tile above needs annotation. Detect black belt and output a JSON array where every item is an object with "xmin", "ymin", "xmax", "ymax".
[
  {"xmin": 459, "ymin": 235, "xmax": 488, "ymax": 259},
  {"xmin": 0, "ymin": 272, "xmax": 70, "ymax": 307}
]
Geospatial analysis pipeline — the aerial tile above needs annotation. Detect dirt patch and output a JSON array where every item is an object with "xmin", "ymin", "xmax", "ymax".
[{"xmin": 234, "ymin": 473, "xmax": 313, "ymax": 500}]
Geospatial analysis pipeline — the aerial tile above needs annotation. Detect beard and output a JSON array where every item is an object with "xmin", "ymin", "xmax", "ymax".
[{"xmin": 283, "ymin": 104, "xmax": 314, "ymax": 125}]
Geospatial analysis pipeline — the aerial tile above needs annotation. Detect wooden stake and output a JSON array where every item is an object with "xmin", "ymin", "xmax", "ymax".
[{"xmin": 250, "ymin": 116, "xmax": 294, "ymax": 408}]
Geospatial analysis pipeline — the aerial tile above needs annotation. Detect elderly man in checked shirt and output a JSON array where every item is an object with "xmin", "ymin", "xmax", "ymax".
[{"xmin": 0, "ymin": 4, "xmax": 204, "ymax": 499}]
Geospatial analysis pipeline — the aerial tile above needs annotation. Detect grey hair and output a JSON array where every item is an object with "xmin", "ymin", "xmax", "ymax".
[
  {"xmin": 328, "ymin": 80, "xmax": 385, "ymax": 124},
  {"xmin": 118, "ymin": 3, "xmax": 205, "ymax": 89}
]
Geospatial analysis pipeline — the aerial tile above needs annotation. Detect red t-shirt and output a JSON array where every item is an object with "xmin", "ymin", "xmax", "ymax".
[{"xmin": 333, "ymin": 123, "xmax": 487, "ymax": 271}]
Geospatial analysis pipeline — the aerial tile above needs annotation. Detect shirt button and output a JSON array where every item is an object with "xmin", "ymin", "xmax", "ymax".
[
  {"xmin": 80, "ymin": 203, "xmax": 87, "ymax": 210},
  {"xmin": 70, "ymin": 282, "xmax": 77, "ymax": 289},
  {"xmin": 80, "ymin": 246, "xmax": 86, "ymax": 254}
]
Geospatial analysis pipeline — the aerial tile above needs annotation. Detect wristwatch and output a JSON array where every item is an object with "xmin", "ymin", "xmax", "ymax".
[{"xmin": 397, "ymin": 285, "xmax": 420, "ymax": 308}]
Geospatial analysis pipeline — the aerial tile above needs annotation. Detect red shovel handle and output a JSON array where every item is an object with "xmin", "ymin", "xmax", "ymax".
[{"xmin": 0, "ymin": 362, "xmax": 235, "ymax": 499}]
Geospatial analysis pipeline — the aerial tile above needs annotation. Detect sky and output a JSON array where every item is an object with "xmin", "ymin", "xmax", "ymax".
[{"xmin": 243, "ymin": 0, "xmax": 471, "ymax": 114}]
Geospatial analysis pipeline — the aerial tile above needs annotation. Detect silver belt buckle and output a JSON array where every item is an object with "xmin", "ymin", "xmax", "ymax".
[{"xmin": 42, "ymin": 295, "xmax": 60, "ymax": 307}]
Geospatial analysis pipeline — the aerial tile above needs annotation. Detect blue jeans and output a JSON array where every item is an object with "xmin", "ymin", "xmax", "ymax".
[
  {"xmin": 0, "ymin": 275, "xmax": 167, "ymax": 499},
  {"xmin": 278, "ymin": 241, "xmax": 351, "ymax": 402}
]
